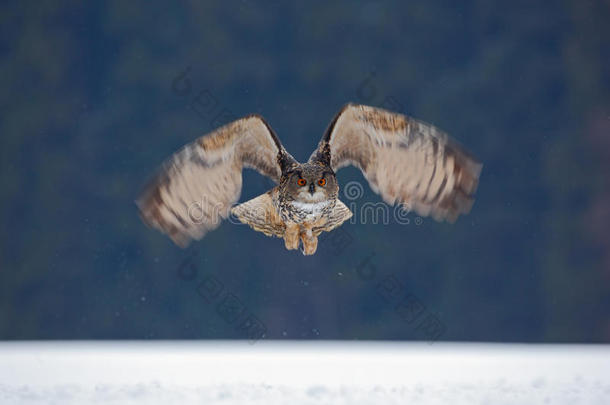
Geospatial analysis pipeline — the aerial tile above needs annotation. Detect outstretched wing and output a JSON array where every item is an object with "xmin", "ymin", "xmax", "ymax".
[
  {"xmin": 137, "ymin": 115, "xmax": 295, "ymax": 247},
  {"xmin": 310, "ymin": 104, "xmax": 482, "ymax": 222}
]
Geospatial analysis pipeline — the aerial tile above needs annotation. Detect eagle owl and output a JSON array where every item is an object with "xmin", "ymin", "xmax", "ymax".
[{"xmin": 137, "ymin": 103, "xmax": 482, "ymax": 255}]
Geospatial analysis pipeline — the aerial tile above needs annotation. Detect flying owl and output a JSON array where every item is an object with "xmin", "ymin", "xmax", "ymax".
[{"xmin": 136, "ymin": 103, "xmax": 482, "ymax": 255}]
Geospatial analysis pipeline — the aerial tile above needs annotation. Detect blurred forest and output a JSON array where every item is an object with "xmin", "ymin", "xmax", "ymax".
[{"xmin": 1, "ymin": 0, "xmax": 609, "ymax": 342}]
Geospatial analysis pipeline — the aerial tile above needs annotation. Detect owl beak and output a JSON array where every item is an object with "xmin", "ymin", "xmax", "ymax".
[{"xmin": 308, "ymin": 183, "xmax": 315, "ymax": 195}]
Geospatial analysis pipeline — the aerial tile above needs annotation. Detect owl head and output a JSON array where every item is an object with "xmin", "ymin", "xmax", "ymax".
[{"xmin": 280, "ymin": 162, "xmax": 338, "ymax": 203}]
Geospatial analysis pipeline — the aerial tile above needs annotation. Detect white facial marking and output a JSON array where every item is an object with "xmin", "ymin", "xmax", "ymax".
[
  {"xmin": 290, "ymin": 200, "xmax": 330, "ymax": 213},
  {"xmin": 297, "ymin": 190, "xmax": 326, "ymax": 203},
  {"xmin": 290, "ymin": 200, "xmax": 330, "ymax": 221}
]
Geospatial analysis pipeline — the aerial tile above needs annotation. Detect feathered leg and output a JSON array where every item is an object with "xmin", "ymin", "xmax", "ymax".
[
  {"xmin": 300, "ymin": 225, "xmax": 318, "ymax": 255},
  {"xmin": 284, "ymin": 222, "xmax": 300, "ymax": 250}
]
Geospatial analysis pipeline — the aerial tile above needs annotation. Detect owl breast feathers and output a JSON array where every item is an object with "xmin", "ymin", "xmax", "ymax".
[{"xmin": 136, "ymin": 103, "xmax": 482, "ymax": 255}]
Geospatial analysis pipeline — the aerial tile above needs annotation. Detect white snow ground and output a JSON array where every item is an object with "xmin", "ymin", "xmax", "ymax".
[{"xmin": 1, "ymin": 341, "xmax": 609, "ymax": 404}]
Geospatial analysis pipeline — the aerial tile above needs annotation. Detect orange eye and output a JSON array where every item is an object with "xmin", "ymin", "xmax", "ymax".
[
  {"xmin": 318, "ymin": 178, "xmax": 326, "ymax": 186},
  {"xmin": 297, "ymin": 178, "xmax": 307, "ymax": 187}
]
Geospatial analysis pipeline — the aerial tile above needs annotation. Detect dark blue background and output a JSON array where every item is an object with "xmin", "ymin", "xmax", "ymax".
[{"xmin": 1, "ymin": 0, "xmax": 609, "ymax": 342}]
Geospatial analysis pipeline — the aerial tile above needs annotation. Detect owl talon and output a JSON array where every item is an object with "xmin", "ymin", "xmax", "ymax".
[
  {"xmin": 300, "ymin": 230, "xmax": 318, "ymax": 255},
  {"xmin": 301, "ymin": 244, "xmax": 317, "ymax": 255}
]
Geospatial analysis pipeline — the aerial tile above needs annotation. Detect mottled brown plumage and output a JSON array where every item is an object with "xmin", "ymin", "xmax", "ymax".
[
  {"xmin": 311, "ymin": 104, "xmax": 482, "ymax": 222},
  {"xmin": 137, "ymin": 103, "xmax": 482, "ymax": 255}
]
